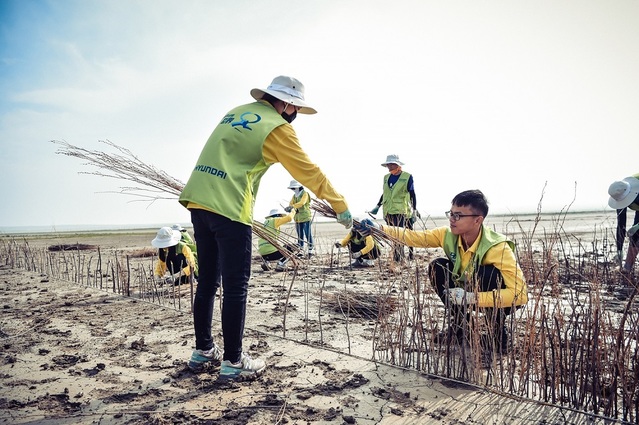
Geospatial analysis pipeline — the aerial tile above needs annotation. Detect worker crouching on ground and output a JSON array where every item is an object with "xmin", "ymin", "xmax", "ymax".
[
  {"xmin": 355, "ymin": 190, "xmax": 528, "ymax": 356},
  {"xmin": 258, "ymin": 208, "xmax": 296, "ymax": 271},
  {"xmin": 335, "ymin": 226, "xmax": 381, "ymax": 267},
  {"xmin": 152, "ymin": 226, "xmax": 198, "ymax": 286}
]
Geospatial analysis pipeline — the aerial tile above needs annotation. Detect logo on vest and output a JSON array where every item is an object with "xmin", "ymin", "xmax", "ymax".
[{"xmin": 231, "ymin": 112, "xmax": 261, "ymax": 131}]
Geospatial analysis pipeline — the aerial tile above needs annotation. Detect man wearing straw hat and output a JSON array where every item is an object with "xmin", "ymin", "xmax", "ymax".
[
  {"xmin": 608, "ymin": 173, "xmax": 639, "ymax": 275},
  {"xmin": 179, "ymin": 75, "xmax": 352, "ymax": 380},
  {"xmin": 368, "ymin": 154, "xmax": 420, "ymax": 262}
]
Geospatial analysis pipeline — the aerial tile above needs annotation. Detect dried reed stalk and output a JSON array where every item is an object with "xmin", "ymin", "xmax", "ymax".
[
  {"xmin": 52, "ymin": 139, "xmax": 185, "ymax": 201},
  {"xmin": 52, "ymin": 139, "xmax": 304, "ymax": 249}
]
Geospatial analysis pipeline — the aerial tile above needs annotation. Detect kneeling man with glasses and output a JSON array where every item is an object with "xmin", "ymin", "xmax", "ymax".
[{"xmin": 354, "ymin": 189, "xmax": 528, "ymax": 356}]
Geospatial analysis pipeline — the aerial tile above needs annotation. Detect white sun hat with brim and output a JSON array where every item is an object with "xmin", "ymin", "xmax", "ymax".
[
  {"xmin": 171, "ymin": 224, "xmax": 185, "ymax": 232},
  {"xmin": 608, "ymin": 177, "xmax": 639, "ymax": 209},
  {"xmin": 266, "ymin": 208, "xmax": 286, "ymax": 218},
  {"xmin": 152, "ymin": 227, "xmax": 182, "ymax": 248},
  {"xmin": 381, "ymin": 154, "xmax": 404, "ymax": 167},
  {"xmin": 287, "ymin": 180, "xmax": 302, "ymax": 189},
  {"xmin": 250, "ymin": 75, "xmax": 317, "ymax": 114}
]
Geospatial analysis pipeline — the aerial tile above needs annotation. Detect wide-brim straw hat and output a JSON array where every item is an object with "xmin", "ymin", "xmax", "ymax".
[
  {"xmin": 152, "ymin": 227, "xmax": 182, "ymax": 248},
  {"xmin": 266, "ymin": 208, "xmax": 285, "ymax": 218},
  {"xmin": 381, "ymin": 154, "xmax": 404, "ymax": 166},
  {"xmin": 287, "ymin": 179, "xmax": 302, "ymax": 189},
  {"xmin": 250, "ymin": 75, "xmax": 317, "ymax": 114},
  {"xmin": 608, "ymin": 177, "xmax": 639, "ymax": 209}
]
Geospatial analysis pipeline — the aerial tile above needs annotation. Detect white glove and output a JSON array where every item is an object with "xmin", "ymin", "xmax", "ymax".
[
  {"xmin": 352, "ymin": 251, "xmax": 362, "ymax": 259},
  {"xmin": 155, "ymin": 276, "xmax": 172, "ymax": 285},
  {"xmin": 334, "ymin": 242, "xmax": 342, "ymax": 249},
  {"xmin": 444, "ymin": 287, "xmax": 476, "ymax": 305},
  {"xmin": 628, "ymin": 224, "xmax": 639, "ymax": 237}
]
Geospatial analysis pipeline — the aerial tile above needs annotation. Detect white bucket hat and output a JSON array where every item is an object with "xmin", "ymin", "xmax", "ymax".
[
  {"xmin": 381, "ymin": 154, "xmax": 404, "ymax": 167},
  {"xmin": 152, "ymin": 227, "xmax": 182, "ymax": 248},
  {"xmin": 250, "ymin": 75, "xmax": 317, "ymax": 115},
  {"xmin": 266, "ymin": 208, "xmax": 285, "ymax": 218},
  {"xmin": 608, "ymin": 177, "xmax": 639, "ymax": 209},
  {"xmin": 287, "ymin": 180, "xmax": 302, "ymax": 189},
  {"xmin": 171, "ymin": 224, "xmax": 185, "ymax": 232}
]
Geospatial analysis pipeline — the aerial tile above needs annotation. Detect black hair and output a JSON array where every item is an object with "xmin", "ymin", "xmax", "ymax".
[
  {"xmin": 451, "ymin": 190, "xmax": 489, "ymax": 217},
  {"xmin": 261, "ymin": 92, "xmax": 280, "ymax": 106}
]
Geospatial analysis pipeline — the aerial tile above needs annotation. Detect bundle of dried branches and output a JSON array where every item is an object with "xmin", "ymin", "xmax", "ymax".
[
  {"xmin": 310, "ymin": 198, "xmax": 402, "ymax": 247},
  {"xmin": 52, "ymin": 139, "xmax": 185, "ymax": 202},
  {"xmin": 47, "ymin": 243, "xmax": 98, "ymax": 251},
  {"xmin": 320, "ymin": 290, "xmax": 399, "ymax": 320}
]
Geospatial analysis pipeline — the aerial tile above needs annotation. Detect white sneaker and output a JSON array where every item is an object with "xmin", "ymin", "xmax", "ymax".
[
  {"xmin": 219, "ymin": 353, "xmax": 266, "ymax": 381},
  {"xmin": 362, "ymin": 259, "xmax": 375, "ymax": 267},
  {"xmin": 351, "ymin": 260, "xmax": 363, "ymax": 267},
  {"xmin": 188, "ymin": 343, "xmax": 223, "ymax": 372},
  {"xmin": 275, "ymin": 260, "xmax": 287, "ymax": 272}
]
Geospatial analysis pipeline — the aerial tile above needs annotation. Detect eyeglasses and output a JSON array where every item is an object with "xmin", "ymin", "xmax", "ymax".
[{"xmin": 445, "ymin": 210, "xmax": 481, "ymax": 222}]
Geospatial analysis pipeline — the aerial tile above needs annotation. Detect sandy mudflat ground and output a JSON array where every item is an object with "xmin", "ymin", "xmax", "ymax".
[{"xmin": 0, "ymin": 213, "xmax": 623, "ymax": 424}]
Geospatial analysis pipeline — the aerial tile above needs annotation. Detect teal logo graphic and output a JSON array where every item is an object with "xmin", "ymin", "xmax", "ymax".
[{"xmin": 231, "ymin": 112, "xmax": 261, "ymax": 131}]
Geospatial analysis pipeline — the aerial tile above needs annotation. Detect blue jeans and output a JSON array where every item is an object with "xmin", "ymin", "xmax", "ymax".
[
  {"xmin": 191, "ymin": 209, "xmax": 251, "ymax": 363},
  {"xmin": 295, "ymin": 220, "xmax": 313, "ymax": 250}
]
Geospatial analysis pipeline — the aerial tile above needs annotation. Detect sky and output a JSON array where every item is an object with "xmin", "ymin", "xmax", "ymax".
[{"xmin": 1, "ymin": 0, "xmax": 638, "ymax": 230}]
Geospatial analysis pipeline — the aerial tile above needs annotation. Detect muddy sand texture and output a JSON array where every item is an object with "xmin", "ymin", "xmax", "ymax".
[{"xmin": 0, "ymin": 218, "xmax": 617, "ymax": 424}]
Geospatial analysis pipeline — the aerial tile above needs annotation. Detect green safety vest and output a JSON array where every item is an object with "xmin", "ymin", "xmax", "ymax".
[
  {"xmin": 382, "ymin": 172, "xmax": 411, "ymax": 216},
  {"xmin": 442, "ymin": 226, "xmax": 515, "ymax": 284},
  {"xmin": 258, "ymin": 217, "xmax": 280, "ymax": 256},
  {"xmin": 179, "ymin": 101, "xmax": 285, "ymax": 225},
  {"xmin": 293, "ymin": 191, "xmax": 311, "ymax": 222}
]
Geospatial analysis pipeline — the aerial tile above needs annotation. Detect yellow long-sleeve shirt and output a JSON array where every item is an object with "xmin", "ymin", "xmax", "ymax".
[
  {"xmin": 382, "ymin": 225, "xmax": 527, "ymax": 308},
  {"xmin": 338, "ymin": 233, "xmax": 377, "ymax": 256},
  {"xmin": 154, "ymin": 244, "xmax": 197, "ymax": 278},
  {"xmin": 289, "ymin": 191, "xmax": 310, "ymax": 211},
  {"xmin": 261, "ymin": 113, "xmax": 347, "ymax": 215}
]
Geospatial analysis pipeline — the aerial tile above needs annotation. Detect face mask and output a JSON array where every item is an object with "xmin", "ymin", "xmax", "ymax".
[
  {"xmin": 281, "ymin": 109, "xmax": 297, "ymax": 123},
  {"xmin": 281, "ymin": 103, "xmax": 297, "ymax": 123}
]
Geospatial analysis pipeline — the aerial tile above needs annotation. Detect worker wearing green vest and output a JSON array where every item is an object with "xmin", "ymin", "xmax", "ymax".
[
  {"xmin": 355, "ymin": 190, "xmax": 528, "ymax": 356},
  {"xmin": 608, "ymin": 174, "xmax": 639, "ymax": 277},
  {"xmin": 179, "ymin": 75, "xmax": 352, "ymax": 380},
  {"xmin": 257, "ymin": 208, "xmax": 296, "ymax": 271},
  {"xmin": 285, "ymin": 180, "xmax": 314, "ymax": 257},
  {"xmin": 152, "ymin": 227, "xmax": 198, "ymax": 286},
  {"xmin": 369, "ymin": 154, "xmax": 420, "ymax": 262},
  {"xmin": 335, "ymin": 227, "xmax": 381, "ymax": 267}
]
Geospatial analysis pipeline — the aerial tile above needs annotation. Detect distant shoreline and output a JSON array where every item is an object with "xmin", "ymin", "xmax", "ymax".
[{"xmin": 0, "ymin": 209, "xmax": 615, "ymax": 236}]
